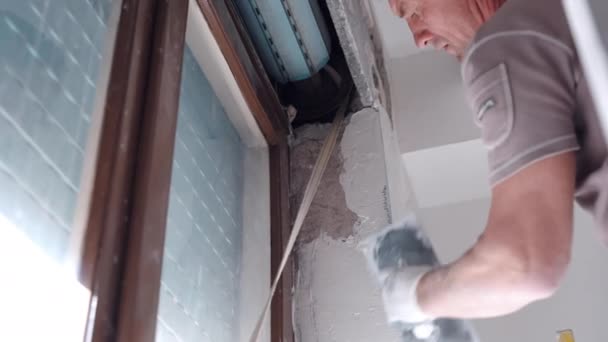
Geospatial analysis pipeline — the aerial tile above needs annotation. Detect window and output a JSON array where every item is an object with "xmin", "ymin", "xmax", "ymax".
[
  {"xmin": 155, "ymin": 5, "xmax": 272, "ymax": 340},
  {"xmin": 0, "ymin": 0, "xmax": 290, "ymax": 341}
]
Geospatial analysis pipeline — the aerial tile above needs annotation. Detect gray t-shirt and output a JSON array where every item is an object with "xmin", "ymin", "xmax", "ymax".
[{"xmin": 461, "ymin": 0, "xmax": 608, "ymax": 242}]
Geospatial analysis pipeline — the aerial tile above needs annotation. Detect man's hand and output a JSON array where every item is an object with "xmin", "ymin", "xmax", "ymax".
[
  {"xmin": 416, "ymin": 152, "xmax": 576, "ymax": 319},
  {"xmin": 382, "ymin": 266, "xmax": 433, "ymax": 324}
]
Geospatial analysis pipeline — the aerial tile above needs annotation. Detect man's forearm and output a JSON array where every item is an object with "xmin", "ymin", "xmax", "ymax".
[
  {"xmin": 416, "ymin": 239, "xmax": 555, "ymax": 319},
  {"xmin": 411, "ymin": 154, "xmax": 574, "ymax": 320}
]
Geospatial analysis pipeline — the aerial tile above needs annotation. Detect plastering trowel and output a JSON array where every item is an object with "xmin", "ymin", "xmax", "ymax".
[{"xmin": 363, "ymin": 217, "xmax": 477, "ymax": 342}]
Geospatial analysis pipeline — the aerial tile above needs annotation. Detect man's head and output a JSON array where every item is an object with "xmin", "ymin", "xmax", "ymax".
[{"xmin": 388, "ymin": 0, "xmax": 504, "ymax": 58}]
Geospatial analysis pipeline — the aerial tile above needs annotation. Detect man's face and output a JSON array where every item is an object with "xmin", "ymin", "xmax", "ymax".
[{"xmin": 389, "ymin": 0, "xmax": 480, "ymax": 58}]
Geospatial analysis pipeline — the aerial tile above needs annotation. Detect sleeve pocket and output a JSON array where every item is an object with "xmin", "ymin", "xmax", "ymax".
[{"xmin": 467, "ymin": 63, "xmax": 514, "ymax": 150}]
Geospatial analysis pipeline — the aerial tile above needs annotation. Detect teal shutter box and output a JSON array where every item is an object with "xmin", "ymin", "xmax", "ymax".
[{"xmin": 235, "ymin": 0, "xmax": 332, "ymax": 84}]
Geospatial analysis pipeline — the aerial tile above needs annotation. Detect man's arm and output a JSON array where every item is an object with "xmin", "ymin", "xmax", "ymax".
[{"xmin": 417, "ymin": 152, "xmax": 576, "ymax": 319}]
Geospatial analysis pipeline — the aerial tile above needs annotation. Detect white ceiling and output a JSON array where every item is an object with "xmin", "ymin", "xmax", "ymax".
[
  {"xmin": 379, "ymin": 26, "xmax": 485, "ymax": 209},
  {"xmin": 387, "ymin": 48, "xmax": 486, "ymax": 208},
  {"xmin": 402, "ymin": 139, "xmax": 491, "ymax": 208},
  {"xmin": 389, "ymin": 52, "xmax": 478, "ymax": 153}
]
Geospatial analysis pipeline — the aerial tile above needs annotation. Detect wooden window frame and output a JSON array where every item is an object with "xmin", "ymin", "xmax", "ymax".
[{"xmin": 80, "ymin": 0, "xmax": 294, "ymax": 341}]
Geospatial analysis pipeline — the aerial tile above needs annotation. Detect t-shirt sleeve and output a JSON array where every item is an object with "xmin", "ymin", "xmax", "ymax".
[{"xmin": 462, "ymin": 33, "xmax": 580, "ymax": 186}]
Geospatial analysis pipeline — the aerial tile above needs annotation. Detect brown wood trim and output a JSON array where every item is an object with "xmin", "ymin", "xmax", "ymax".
[
  {"xmin": 84, "ymin": 0, "xmax": 292, "ymax": 340},
  {"xmin": 269, "ymin": 140, "xmax": 294, "ymax": 342},
  {"xmin": 194, "ymin": 1, "xmax": 295, "ymax": 341},
  {"xmin": 115, "ymin": 0, "xmax": 189, "ymax": 341},
  {"xmin": 196, "ymin": 0, "xmax": 289, "ymax": 145},
  {"xmin": 82, "ymin": 1, "xmax": 158, "ymax": 341},
  {"xmin": 193, "ymin": 1, "xmax": 295, "ymax": 341}
]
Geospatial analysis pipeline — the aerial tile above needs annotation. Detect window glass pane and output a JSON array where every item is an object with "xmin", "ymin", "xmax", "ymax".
[
  {"xmin": 156, "ymin": 6, "xmax": 273, "ymax": 340},
  {"xmin": 0, "ymin": 0, "xmax": 113, "ymax": 262},
  {"xmin": 156, "ymin": 46, "xmax": 251, "ymax": 342},
  {"xmin": 0, "ymin": 0, "xmax": 116, "ymax": 340}
]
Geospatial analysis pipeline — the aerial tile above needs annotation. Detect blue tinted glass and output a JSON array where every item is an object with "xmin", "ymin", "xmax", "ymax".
[
  {"xmin": 0, "ymin": 0, "xmax": 113, "ymax": 262},
  {"xmin": 156, "ymin": 46, "xmax": 245, "ymax": 342}
]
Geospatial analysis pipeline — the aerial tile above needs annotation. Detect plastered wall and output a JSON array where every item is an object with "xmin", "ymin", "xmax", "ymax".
[{"xmin": 291, "ymin": 107, "xmax": 410, "ymax": 342}]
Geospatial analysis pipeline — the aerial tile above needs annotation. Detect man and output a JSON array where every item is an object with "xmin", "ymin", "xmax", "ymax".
[{"xmin": 382, "ymin": 0, "xmax": 608, "ymax": 325}]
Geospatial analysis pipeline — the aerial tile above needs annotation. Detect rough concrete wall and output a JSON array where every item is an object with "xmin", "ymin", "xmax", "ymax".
[
  {"xmin": 377, "ymin": 105, "xmax": 417, "ymax": 223},
  {"xmin": 326, "ymin": 0, "xmax": 392, "ymax": 114},
  {"xmin": 291, "ymin": 108, "xmax": 404, "ymax": 341},
  {"xmin": 290, "ymin": 124, "xmax": 358, "ymax": 244}
]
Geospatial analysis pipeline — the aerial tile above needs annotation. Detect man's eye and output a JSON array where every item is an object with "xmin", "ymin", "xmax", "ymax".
[{"xmin": 405, "ymin": 7, "xmax": 420, "ymax": 20}]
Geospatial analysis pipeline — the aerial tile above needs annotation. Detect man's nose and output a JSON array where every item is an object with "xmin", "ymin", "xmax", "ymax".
[
  {"xmin": 413, "ymin": 30, "xmax": 433, "ymax": 48},
  {"xmin": 407, "ymin": 18, "xmax": 433, "ymax": 48}
]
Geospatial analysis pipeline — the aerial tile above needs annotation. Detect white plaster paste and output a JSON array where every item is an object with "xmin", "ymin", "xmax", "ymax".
[
  {"xmin": 293, "ymin": 107, "xmax": 409, "ymax": 342},
  {"xmin": 340, "ymin": 108, "xmax": 392, "ymax": 237}
]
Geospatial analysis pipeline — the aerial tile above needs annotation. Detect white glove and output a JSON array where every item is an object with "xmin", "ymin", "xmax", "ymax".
[{"xmin": 381, "ymin": 265, "xmax": 434, "ymax": 324}]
